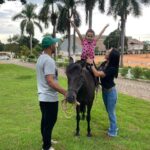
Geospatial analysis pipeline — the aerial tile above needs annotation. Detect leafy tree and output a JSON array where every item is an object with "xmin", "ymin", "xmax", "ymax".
[
  {"xmin": 0, "ymin": 41, "xmax": 5, "ymax": 51},
  {"xmin": 6, "ymin": 35, "xmax": 19, "ymax": 55},
  {"xmin": 18, "ymin": 35, "xmax": 39, "ymax": 49},
  {"xmin": 12, "ymin": 3, "xmax": 42, "ymax": 54},
  {"xmin": 104, "ymin": 29, "xmax": 128, "ymax": 50},
  {"xmin": 108, "ymin": 0, "xmax": 150, "ymax": 66}
]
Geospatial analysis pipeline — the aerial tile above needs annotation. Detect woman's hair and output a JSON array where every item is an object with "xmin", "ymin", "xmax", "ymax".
[
  {"xmin": 85, "ymin": 29, "xmax": 95, "ymax": 36},
  {"xmin": 108, "ymin": 48, "xmax": 120, "ymax": 78}
]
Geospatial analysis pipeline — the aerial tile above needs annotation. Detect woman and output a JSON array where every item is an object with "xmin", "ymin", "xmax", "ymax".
[{"xmin": 87, "ymin": 48, "xmax": 120, "ymax": 137}]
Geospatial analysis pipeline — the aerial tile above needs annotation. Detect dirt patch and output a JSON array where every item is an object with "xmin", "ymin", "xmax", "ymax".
[{"xmin": 95, "ymin": 54, "xmax": 150, "ymax": 68}]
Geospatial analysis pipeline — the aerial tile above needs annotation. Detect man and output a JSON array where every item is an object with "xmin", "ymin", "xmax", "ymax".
[{"xmin": 36, "ymin": 36, "xmax": 67, "ymax": 150}]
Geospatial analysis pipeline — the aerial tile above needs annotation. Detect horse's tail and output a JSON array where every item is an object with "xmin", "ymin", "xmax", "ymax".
[{"xmin": 79, "ymin": 103, "xmax": 86, "ymax": 120}]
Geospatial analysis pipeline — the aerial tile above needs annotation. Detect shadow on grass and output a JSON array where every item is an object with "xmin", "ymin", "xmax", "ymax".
[{"xmin": 16, "ymin": 75, "xmax": 33, "ymax": 80}]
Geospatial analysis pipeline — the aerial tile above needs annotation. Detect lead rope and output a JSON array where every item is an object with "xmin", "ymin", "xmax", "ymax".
[{"xmin": 61, "ymin": 99, "xmax": 80, "ymax": 119}]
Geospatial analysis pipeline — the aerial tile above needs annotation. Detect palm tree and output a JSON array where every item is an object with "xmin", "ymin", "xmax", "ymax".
[
  {"xmin": 57, "ymin": 0, "xmax": 80, "ymax": 59},
  {"xmin": 108, "ymin": 0, "xmax": 150, "ymax": 67},
  {"xmin": 72, "ymin": 5, "xmax": 81, "ymax": 60},
  {"xmin": 39, "ymin": 0, "xmax": 58, "ymax": 38},
  {"xmin": 12, "ymin": 3, "xmax": 42, "ymax": 55},
  {"xmin": 77, "ymin": 0, "xmax": 105, "ymax": 29}
]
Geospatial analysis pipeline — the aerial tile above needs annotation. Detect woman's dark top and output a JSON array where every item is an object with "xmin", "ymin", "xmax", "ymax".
[{"xmin": 99, "ymin": 61, "xmax": 117, "ymax": 89}]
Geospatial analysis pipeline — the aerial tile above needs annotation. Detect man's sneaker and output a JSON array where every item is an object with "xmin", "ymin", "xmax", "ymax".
[
  {"xmin": 49, "ymin": 147, "xmax": 55, "ymax": 150},
  {"xmin": 42, "ymin": 147, "xmax": 55, "ymax": 150},
  {"xmin": 51, "ymin": 139, "xmax": 58, "ymax": 144}
]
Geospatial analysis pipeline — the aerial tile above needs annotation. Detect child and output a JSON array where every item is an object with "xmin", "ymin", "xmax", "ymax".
[{"xmin": 69, "ymin": 20, "xmax": 109, "ymax": 62}]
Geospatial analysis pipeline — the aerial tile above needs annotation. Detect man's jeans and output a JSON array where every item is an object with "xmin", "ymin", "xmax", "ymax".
[{"xmin": 102, "ymin": 86, "xmax": 118, "ymax": 136}]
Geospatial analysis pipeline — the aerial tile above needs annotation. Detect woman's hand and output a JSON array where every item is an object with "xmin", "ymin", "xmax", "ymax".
[{"xmin": 86, "ymin": 58, "xmax": 93, "ymax": 64}]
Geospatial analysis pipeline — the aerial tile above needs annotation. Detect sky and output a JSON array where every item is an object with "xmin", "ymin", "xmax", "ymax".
[{"xmin": 0, "ymin": 0, "xmax": 150, "ymax": 43}]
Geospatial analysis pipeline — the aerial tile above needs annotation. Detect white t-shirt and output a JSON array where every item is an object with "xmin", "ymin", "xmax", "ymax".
[{"xmin": 36, "ymin": 54, "xmax": 58, "ymax": 102}]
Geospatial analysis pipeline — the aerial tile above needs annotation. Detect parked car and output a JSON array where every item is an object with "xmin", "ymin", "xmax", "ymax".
[{"xmin": 0, "ymin": 55, "xmax": 10, "ymax": 60}]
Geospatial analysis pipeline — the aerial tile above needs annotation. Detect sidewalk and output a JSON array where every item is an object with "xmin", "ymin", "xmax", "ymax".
[{"xmin": 1, "ymin": 59, "xmax": 150, "ymax": 101}]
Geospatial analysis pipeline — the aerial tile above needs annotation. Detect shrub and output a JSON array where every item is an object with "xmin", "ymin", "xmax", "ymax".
[
  {"xmin": 143, "ymin": 68, "xmax": 150, "ymax": 80},
  {"xmin": 28, "ymin": 54, "xmax": 36, "ymax": 59},
  {"xmin": 57, "ymin": 61, "xmax": 69, "ymax": 68},
  {"xmin": 120, "ymin": 67, "xmax": 129, "ymax": 77},
  {"xmin": 131, "ymin": 67, "xmax": 143, "ymax": 79},
  {"xmin": 27, "ymin": 54, "xmax": 36, "ymax": 63}
]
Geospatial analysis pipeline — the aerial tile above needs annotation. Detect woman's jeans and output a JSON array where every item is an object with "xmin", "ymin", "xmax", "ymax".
[{"xmin": 102, "ymin": 86, "xmax": 118, "ymax": 136}]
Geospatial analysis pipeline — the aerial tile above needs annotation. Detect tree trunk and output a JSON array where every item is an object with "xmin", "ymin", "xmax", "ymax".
[
  {"xmin": 67, "ymin": 23, "xmax": 71, "ymax": 60},
  {"xmin": 120, "ymin": 17, "xmax": 126, "ymax": 67},
  {"xmin": 73, "ymin": 29, "xmax": 76, "ymax": 62},
  {"xmin": 30, "ymin": 34, "xmax": 32, "ymax": 55},
  {"xmin": 53, "ymin": 24, "xmax": 57, "ymax": 60},
  {"xmin": 73, "ymin": 29, "xmax": 76, "ymax": 54},
  {"xmin": 89, "ymin": 9, "xmax": 92, "ymax": 29}
]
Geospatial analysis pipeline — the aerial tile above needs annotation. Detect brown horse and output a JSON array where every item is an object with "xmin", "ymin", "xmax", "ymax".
[{"xmin": 66, "ymin": 61, "xmax": 96, "ymax": 136}]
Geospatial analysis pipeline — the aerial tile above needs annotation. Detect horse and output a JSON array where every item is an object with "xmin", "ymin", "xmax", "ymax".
[{"xmin": 65, "ymin": 61, "xmax": 96, "ymax": 136}]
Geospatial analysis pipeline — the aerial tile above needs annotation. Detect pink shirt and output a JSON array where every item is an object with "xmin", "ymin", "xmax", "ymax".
[{"xmin": 81, "ymin": 38, "xmax": 96, "ymax": 60}]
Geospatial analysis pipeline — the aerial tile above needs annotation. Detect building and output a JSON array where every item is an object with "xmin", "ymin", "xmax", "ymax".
[
  {"xmin": 59, "ymin": 35, "xmax": 107, "ymax": 56},
  {"xmin": 127, "ymin": 38, "xmax": 144, "ymax": 54}
]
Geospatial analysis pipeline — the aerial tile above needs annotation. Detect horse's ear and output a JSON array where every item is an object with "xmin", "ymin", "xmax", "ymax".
[{"xmin": 69, "ymin": 56, "xmax": 75, "ymax": 64}]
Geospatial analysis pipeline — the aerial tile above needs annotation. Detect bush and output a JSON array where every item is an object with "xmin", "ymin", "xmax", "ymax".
[
  {"xmin": 143, "ymin": 68, "xmax": 150, "ymax": 80},
  {"xmin": 131, "ymin": 67, "xmax": 143, "ymax": 79},
  {"xmin": 27, "ymin": 54, "xmax": 36, "ymax": 63},
  {"xmin": 120, "ymin": 67, "xmax": 129, "ymax": 77},
  {"xmin": 56, "ymin": 61, "xmax": 69, "ymax": 68},
  {"xmin": 28, "ymin": 54, "xmax": 36, "ymax": 59}
]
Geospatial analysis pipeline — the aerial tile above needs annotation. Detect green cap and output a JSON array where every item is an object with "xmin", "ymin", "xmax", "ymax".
[{"xmin": 42, "ymin": 36, "xmax": 59, "ymax": 49}]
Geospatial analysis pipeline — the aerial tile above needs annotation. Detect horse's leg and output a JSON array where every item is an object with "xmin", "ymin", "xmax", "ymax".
[
  {"xmin": 75, "ymin": 105, "xmax": 80, "ymax": 136},
  {"xmin": 86, "ymin": 104, "xmax": 92, "ymax": 137},
  {"xmin": 82, "ymin": 105, "xmax": 86, "ymax": 120}
]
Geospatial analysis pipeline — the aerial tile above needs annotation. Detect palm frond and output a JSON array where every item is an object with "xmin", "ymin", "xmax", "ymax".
[
  {"xmin": 34, "ymin": 21, "xmax": 43, "ymax": 32},
  {"xmin": 51, "ymin": 13, "xmax": 58, "ymax": 26},
  {"xmin": 141, "ymin": 0, "xmax": 150, "ymax": 5},
  {"xmin": 38, "ymin": 3, "xmax": 50, "ymax": 27},
  {"xmin": 12, "ymin": 13, "xmax": 25, "ymax": 20},
  {"xmin": 131, "ymin": 0, "xmax": 141, "ymax": 16},
  {"xmin": 57, "ymin": 7, "xmax": 68, "ymax": 33},
  {"xmin": 73, "ymin": 9, "xmax": 81, "ymax": 27},
  {"xmin": 20, "ymin": 19, "xmax": 27, "ymax": 35},
  {"xmin": 98, "ymin": 0, "xmax": 105, "ymax": 13}
]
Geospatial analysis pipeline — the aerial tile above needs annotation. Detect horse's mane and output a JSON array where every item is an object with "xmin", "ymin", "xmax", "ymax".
[{"xmin": 66, "ymin": 62, "xmax": 82, "ymax": 75}]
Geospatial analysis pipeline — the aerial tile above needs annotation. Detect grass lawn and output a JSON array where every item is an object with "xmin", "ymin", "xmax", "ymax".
[{"xmin": 0, "ymin": 64, "xmax": 150, "ymax": 150}]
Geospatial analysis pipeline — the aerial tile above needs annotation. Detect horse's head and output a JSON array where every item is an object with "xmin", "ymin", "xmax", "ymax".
[{"xmin": 66, "ymin": 62, "xmax": 84, "ymax": 104}]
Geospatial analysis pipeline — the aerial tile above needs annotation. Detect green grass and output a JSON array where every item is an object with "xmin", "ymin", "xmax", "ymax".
[{"xmin": 0, "ymin": 64, "xmax": 150, "ymax": 150}]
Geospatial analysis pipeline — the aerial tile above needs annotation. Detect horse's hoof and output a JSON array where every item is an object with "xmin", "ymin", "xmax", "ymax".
[
  {"xmin": 87, "ymin": 133, "xmax": 92, "ymax": 137},
  {"xmin": 75, "ymin": 132, "xmax": 80, "ymax": 136}
]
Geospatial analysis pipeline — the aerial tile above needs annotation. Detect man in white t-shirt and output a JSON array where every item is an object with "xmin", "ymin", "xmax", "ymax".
[{"xmin": 36, "ymin": 36, "xmax": 67, "ymax": 150}]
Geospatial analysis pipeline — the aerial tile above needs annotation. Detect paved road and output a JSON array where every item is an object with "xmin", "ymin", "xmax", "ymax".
[{"xmin": 1, "ymin": 59, "xmax": 150, "ymax": 101}]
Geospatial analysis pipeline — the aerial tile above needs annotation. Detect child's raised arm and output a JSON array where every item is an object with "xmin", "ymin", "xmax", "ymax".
[
  {"xmin": 96, "ymin": 24, "xmax": 109, "ymax": 42},
  {"xmin": 69, "ymin": 20, "xmax": 83, "ymax": 41}
]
